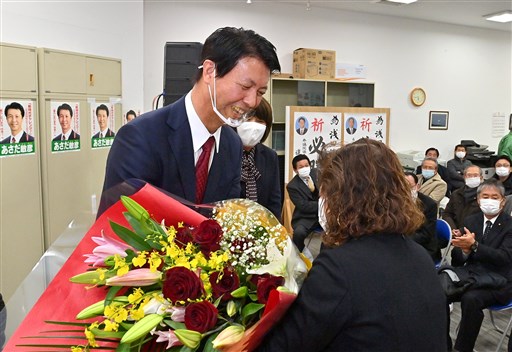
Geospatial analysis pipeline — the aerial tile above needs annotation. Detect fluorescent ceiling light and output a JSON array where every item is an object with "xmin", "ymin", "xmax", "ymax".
[
  {"xmin": 485, "ymin": 10, "xmax": 512, "ymax": 23},
  {"xmin": 386, "ymin": 0, "xmax": 417, "ymax": 4}
]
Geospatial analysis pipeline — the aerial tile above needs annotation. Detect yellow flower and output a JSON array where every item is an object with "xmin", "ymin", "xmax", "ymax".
[
  {"xmin": 130, "ymin": 306, "xmax": 145, "ymax": 321},
  {"xmin": 128, "ymin": 288, "xmax": 144, "ymax": 304},
  {"xmin": 149, "ymin": 252, "xmax": 162, "ymax": 272},
  {"xmin": 96, "ymin": 268, "xmax": 106, "ymax": 281},
  {"xmin": 166, "ymin": 244, "xmax": 180, "ymax": 259},
  {"xmin": 114, "ymin": 255, "xmax": 129, "ymax": 277},
  {"xmin": 132, "ymin": 251, "xmax": 147, "ymax": 267},
  {"xmin": 71, "ymin": 347, "xmax": 84, "ymax": 352},
  {"xmin": 84, "ymin": 326, "xmax": 99, "ymax": 348},
  {"xmin": 103, "ymin": 319, "xmax": 119, "ymax": 332}
]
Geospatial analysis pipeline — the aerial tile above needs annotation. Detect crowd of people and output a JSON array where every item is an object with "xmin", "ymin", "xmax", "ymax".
[{"xmin": 65, "ymin": 26, "xmax": 512, "ymax": 352}]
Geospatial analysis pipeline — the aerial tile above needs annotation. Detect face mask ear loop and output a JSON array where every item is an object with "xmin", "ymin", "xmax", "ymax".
[{"xmin": 212, "ymin": 67, "xmax": 217, "ymax": 108}]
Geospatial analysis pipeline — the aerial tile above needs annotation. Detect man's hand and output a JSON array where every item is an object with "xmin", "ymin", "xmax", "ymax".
[{"xmin": 451, "ymin": 227, "xmax": 476, "ymax": 254}]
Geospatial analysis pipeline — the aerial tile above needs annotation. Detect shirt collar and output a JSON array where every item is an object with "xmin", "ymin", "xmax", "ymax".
[
  {"xmin": 185, "ymin": 92, "xmax": 221, "ymax": 153},
  {"xmin": 12, "ymin": 130, "xmax": 24, "ymax": 141}
]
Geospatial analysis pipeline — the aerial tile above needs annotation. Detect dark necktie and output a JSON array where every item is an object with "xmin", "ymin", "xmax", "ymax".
[
  {"xmin": 482, "ymin": 220, "xmax": 492, "ymax": 242},
  {"xmin": 11, "ymin": 137, "xmax": 15, "ymax": 143},
  {"xmin": 62, "ymin": 135, "xmax": 66, "ymax": 141},
  {"xmin": 195, "ymin": 136, "xmax": 215, "ymax": 204}
]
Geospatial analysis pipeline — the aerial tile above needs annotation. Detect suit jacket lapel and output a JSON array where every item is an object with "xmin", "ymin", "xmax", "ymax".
[
  {"xmin": 484, "ymin": 213, "xmax": 507, "ymax": 245},
  {"xmin": 166, "ymin": 100, "xmax": 196, "ymax": 202}
]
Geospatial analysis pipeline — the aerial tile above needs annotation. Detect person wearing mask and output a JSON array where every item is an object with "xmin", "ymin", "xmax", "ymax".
[
  {"xmin": 257, "ymin": 139, "xmax": 446, "ymax": 352},
  {"xmin": 417, "ymin": 157, "xmax": 448, "ymax": 205},
  {"xmin": 237, "ymin": 98, "xmax": 281, "ymax": 219},
  {"xmin": 98, "ymin": 27, "xmax": 280, "ymax": 215},
  {"xmin": 492, "ymin": 155, "xmax": 512, "ymax": 196},
  {"xmin": 405, "ymin": 172, "xmax": 440, "ymax": 262},
  {"xmin": 415, "ymin": 147, "xmax": 450, "ymax": 195},
  {"xmin": 287, "ymin": 154, "xmax": 320, "ymax": 252},
  {"xmin": 447, "ymin": 144, "xmax": 472, "ymax": 192},
  {"xmin": 448, "ymin": 178, "xmax": 512, "ymax": 352},
  {"xmin": 442, "ymin": 165, "xmax": 484, "ymax": 231}
]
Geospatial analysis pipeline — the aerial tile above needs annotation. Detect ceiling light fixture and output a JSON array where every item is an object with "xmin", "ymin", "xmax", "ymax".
[
  {"xmin": 484, "ymin": 10, "xmax": 512, "ymax": 23},
  {"xmin": 246, "ymin": 0, "xmax": 252, "ymax": 3},
  {"xmin": 306, "ymin": 0, "xmax": 311, "ymax": 11},
  {"xmin": 385, "ymin": 0, "xmax": 417, "ymax": 4}
]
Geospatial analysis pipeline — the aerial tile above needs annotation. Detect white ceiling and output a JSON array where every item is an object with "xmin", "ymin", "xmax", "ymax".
[{"xmin": 246, "ymin": 0, "xmax": 512, "ymax": 32}]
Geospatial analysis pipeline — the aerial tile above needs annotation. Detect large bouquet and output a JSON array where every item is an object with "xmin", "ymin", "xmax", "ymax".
[{"xmin": 10, "ymin": 185, "xmax": 307, "ymax": 352}]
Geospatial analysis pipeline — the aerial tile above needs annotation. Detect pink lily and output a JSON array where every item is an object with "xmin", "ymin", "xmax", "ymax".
[
  {"xmin": 106, "ymin": 268, "xmax": 161, "ymax": 286},
  {"xmin": 84, "ymin": 232, "xmax": 135, "ymax": 267},
  {"xmin": 151, "ymin": 329, "xmax": 183, "ymax": 349}
]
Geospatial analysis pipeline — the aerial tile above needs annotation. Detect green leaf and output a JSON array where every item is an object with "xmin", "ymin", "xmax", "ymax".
[
  {"xmin": 163, "ymin": 319, "xmax": 187, "ymax": 330},
  {"xmin": 110, "ymin": 220, "xmax": 152, "ymax": 251},
  {"xmin": 241, "ymin": 302, "xmax": 264, "ymax": 320},
  {"xmin": 230, "ymin": 286, "xmax": 248, "ymax": 298},
  {"xmin": 90, "ymin": 327, "xmax": 125, "ymax": 338},
  {"xmin": 203, "ymin": 332, "xmax": 221, "ymax": 352},
  {"xmin": 125, "ymin": 212, "xmax": 152, "ymax": 236},
  {"xmin": 105, "ymin": 286, "xmax": 124, "ymax": 306},
  {"xmin": 116, "ymin": 343, "xmax": 132, "ymax": 352},
  {"xmin": 248, "ymin": 292, "xmax": 258, "ymax": 301}
]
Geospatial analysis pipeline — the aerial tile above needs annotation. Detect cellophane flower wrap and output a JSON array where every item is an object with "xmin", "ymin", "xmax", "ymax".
[{"xmin": 51, "ymin": 195, "xmax": 308, "ymax": 352}]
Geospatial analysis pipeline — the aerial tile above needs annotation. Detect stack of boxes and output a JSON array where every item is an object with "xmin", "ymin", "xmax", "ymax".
[{"xmin": 293, "ymin": 48, "xmax": 336, "ymax": 80}]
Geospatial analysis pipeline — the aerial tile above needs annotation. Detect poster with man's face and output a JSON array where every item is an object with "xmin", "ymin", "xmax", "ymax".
[
  {"xmin": 50, "ymin": 101, "xmax": 81, "ymax": 153},
  {"xmin": 0, "ymin": 100, "xmax": 36, "ymax": 157},
  {"xmin": 91, "ymin": 102, "xmax": 115, "ymax": 149}
]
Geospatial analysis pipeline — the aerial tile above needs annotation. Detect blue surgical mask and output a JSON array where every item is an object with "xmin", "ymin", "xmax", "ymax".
[{"xmin": 422, "ymin": 169, "xmax": 435, "ymax": 179}]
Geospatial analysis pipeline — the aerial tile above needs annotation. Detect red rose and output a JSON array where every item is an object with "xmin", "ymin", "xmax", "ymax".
[
  {"xmin": 175, "ymin": 226, "xmax": 193, "ymax": 248},
  {"xmin": 184, "ymin": 301, "xmax": 218, "ymax": 333},
  {"xmin": 192, "ymin": 219, "xmax": 223, "ymax": 255},
  {"xmin": 162, "ymin": 267, "xmax": 204, "ymax": 303},
  {"xmin": 209, "ymin": 267, "xmax": 240, "ymax": 301},
  {"xmin": 254, "ymin": 274, "xmax": 285, "ymax": 304}
]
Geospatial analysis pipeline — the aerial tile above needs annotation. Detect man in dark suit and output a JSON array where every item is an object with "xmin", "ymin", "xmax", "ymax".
[
  {"xmin": 346, "ymin": 116, "xmax": 357, "ymax": 135},
  {"xmin": 448, "ymin": 178, "xmax": 512, "ymax": 352},
  {"xmin": 1, "ymin": 102, "xmax": 35, "ymax": 144},
  {"xmin": 52, "ymin": 103, "xmax": 80, "ymax": 141},
  {"xmin": 287, "ymin": 154, "xmax": 320, "ymax": 252},
  {"xmin": 98, "ymin": 27, "xmax": 281, "ymax": 215},
  {"xmin": 92, "ymin": 104, "xmax": 115, "ymax": 138},
  {"xmin": 296, "ymin": 117, "xmax": 308, "ymax": 135},
  {"xmin": 405, "ymin": 172, "xmax": 440, "ymax": 262}
]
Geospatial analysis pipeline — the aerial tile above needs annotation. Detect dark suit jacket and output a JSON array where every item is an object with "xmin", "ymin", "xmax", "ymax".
[
  {"xmin": 256, "ymin": 234, "xmax": 447, "ymax": 352},
  {"xmin": 452, "ymin": 211, "xmax": 512, "ymax": 303},
  {"xmin": 296, "ymin": 128, "xmax": 308, "ymax": 135},
  {"xmin": 0, "ymin": 131, "xmax": 34, "ymax": 144},
  {"xmin": 240, "ymin": 143, "xmax": 282, "ymax": 219},
  {"xmin": 413, "ymin": 192, "xmax": 440, "ymax": 262},
  {"xmin": 346, "ymin": 127, "xmax": 356, "ymax": 135},
  {"xmin": 53, "ymin": 130, "xmax": 80, "ymax": 141},
  {"xmin": 99, "ymin": 96, "xmax": 242, "ymax": 214},
  {"xmin": 93, "ymin": 128, "xmax": 115, "ymax": 139},
  {"xmin": 287, "ymin": 168, "xmax": 319, "ymax": 231}
]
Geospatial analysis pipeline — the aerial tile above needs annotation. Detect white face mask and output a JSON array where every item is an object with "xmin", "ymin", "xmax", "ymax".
[
  {"xmin": 479, "ymin": 198, "xmax": 502, "ymax": 216},
  {"xmin": 237, "ymin": 121, "xmax": 266, "ymax": 147},
  {"xmin": 297, "ymin": 166, "xmax": 311, "ymax": 179},
  {"xmin": 318, "ymin": 197, "xmax": 328, "ymax": 231},
  {"xmin": 207, "ymin": 68, "xmax": 254, "ymax": 128},
  {"xmin": 456, "ymin": 151, "xmax": 466, "ymax": 159},
  {"xmin": 465, "ymin": 177, "xmax": 481, "ymax": 189},
  {"xmin": 496, "ymin": 167, "xmax": 510, "ymax": 177}
]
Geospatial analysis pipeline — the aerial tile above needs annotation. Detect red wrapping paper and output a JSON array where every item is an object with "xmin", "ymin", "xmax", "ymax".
[{"xmin": 5, "ymin": 184, "xmax": 207, "ymax": 351}]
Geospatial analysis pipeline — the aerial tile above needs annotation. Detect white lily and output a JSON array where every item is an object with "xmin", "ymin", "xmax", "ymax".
[{"xmin": 246, "ymin": 236, "xmax": 308, "ymax": 294}]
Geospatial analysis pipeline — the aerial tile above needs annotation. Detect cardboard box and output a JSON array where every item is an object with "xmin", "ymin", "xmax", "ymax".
[{"xmin": 293, "ymin": 48, "xmax": 336, "ymax": 80}]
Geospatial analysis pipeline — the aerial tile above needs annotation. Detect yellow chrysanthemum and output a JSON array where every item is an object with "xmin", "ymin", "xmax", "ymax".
[{"xmin": 132, "ymin": 251, "xmax": 147, "ymax": 267}]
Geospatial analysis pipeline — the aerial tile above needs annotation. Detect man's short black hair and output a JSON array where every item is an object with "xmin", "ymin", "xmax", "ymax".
[
  {"xmin": 292, "ymin": 154, "xmax": 310, "ymax": 170},
  {"xmin": 424, "ymin": 147, "xmax": 439, "ymax": 158},
  {"xmin": 96, "ymin": 104, "xmax": 109, "ymax": 117},
  {"xmin": 57, "ymin": 103, "xmax": 73, "ymax": 118},
  {"xmin": 404, "ymin": 171, "xmax": 418, "ymax": 184},
  {"xmin": 5, "ymin": 102, "xmax": 25, "ymax": 118}
]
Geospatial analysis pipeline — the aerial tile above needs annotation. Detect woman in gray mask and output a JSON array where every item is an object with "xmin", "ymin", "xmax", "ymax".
[{"xmin": 236, "ymin": 97, "xmax": 282, "ymax": 218}]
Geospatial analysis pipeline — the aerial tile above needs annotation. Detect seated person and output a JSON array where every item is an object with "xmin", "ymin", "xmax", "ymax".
[
  {"xmin": 417, "ymin": 157, "xmax": 448, "ymax": 205},
  {"xmin": 405, "ymin": 172, "xmax": 440, "ymax": 262},
  {"xmin": 447, "ymin": 178, "xmax": 512, "ymax": 352},
  {"xmin": 415, "ymin": 147, "xmax": 450, "ymax": 195},
  {"xmin": 447, "ymin": 144, "xmax": 472, "ymax": 192},
  {"xmin": 492, "ymin": 155, "xmax": 512, "ymax": 196},
  {"xmin": 286, "ymin": 154, "xmax": 320, "ymax": 252},
  {"xmin": 442, "ymin": 165, "xmax": 483, "ymax": 231}
]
